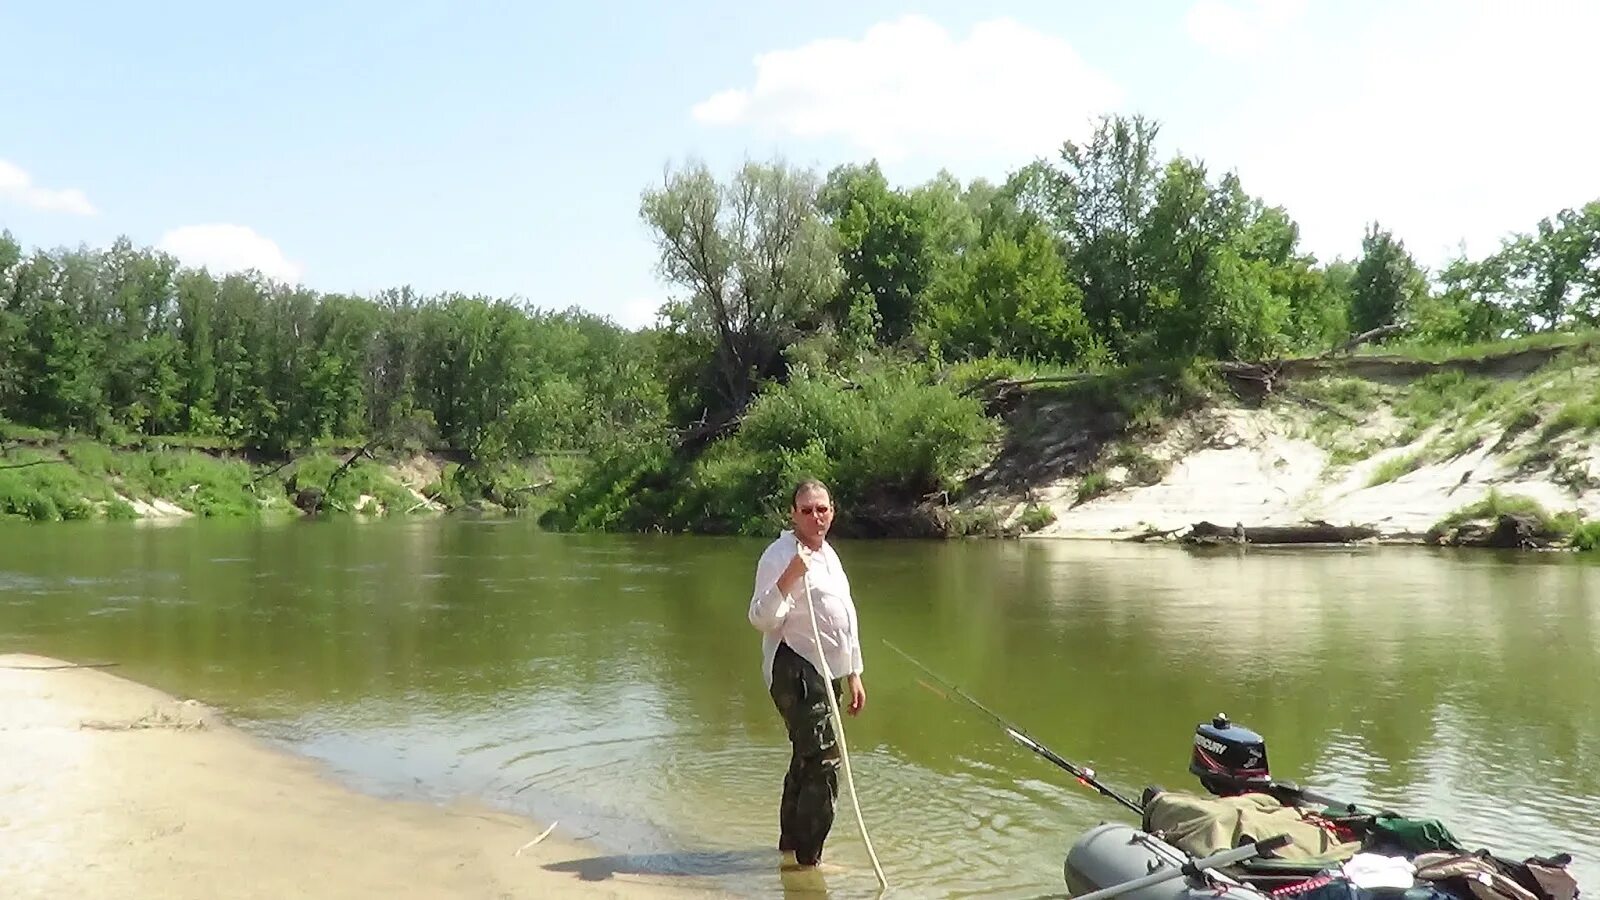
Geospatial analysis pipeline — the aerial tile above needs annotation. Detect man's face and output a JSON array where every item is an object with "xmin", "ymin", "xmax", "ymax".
[{"xmin": 791, "ymin": 487, "xmax": 834, "ymax": 545}]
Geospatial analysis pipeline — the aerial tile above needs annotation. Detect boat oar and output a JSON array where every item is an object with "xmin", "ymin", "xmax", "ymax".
[
  {"xmin": 883, "ymin": 640, "xmax": 1144, "ymax": 817},
  {"xmin": 802, "ymin": 565, "xmax": 888, "ymax": 890},
  {"xmin": 1071, "ymin": 834, "xmax": 1292, "ymax": 900}
]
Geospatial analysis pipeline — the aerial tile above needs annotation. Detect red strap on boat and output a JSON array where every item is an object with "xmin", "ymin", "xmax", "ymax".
[{"xmin": 1270, "ymin": 874, "xmax": 1335, "ymax": 896}]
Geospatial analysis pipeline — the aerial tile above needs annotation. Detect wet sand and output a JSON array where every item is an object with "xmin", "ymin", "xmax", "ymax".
[{"xmin": 0, "ymin": 654, "xmax": 739, "ymax": 900}]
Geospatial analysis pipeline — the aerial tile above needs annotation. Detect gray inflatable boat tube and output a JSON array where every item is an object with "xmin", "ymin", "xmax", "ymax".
[{"xmin": 1065, "ymin": 823, "xmax": 1270, "ymax": 900}]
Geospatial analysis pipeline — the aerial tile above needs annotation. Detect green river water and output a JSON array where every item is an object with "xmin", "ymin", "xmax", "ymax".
[{"xmin": 1, "ymin": 518, "xmax": 1596, "ymax": 898}]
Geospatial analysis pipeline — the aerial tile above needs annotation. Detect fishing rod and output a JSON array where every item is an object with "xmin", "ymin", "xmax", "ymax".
[{"xmin": 883, "ymin": 640, "xmax": 1145, "ymax": 817}]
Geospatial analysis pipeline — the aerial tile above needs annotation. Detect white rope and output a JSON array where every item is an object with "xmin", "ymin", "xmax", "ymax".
[{"xmin": 801, "ymin": 561, "xmax": 889, "ymax": 890}]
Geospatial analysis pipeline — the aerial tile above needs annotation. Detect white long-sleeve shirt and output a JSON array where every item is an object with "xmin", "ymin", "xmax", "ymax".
[{"xmin": 748, "ymin": 530, "xmax": 864, "ymax": 688}]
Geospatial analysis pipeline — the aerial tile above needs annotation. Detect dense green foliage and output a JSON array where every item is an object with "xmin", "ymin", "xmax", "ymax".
[
  {"xmin": 0, "ymin": 238, "xmax": 666, "ymax": 459},
  {"xmin": 543, "ymin": 367, "xmax": 996, "ymax": 535},
  {"xmin": 6, "ymin": 114, "xmax": 1600, "ymax": 532}
]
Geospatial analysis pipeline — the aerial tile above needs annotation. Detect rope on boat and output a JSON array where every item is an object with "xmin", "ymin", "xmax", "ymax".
[{"xmin": 802, "ymin": 566, "xmax": 889, "ymax": 890}]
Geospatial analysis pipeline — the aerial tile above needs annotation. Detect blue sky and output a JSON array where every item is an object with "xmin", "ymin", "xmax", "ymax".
[{"xmin": 4, "ymin": 1, "xmax": 1598, "ymax": 328}]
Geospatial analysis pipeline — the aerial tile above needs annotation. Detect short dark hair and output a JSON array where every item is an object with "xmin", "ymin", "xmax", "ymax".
[{"xmin": 791, "ymin": 479, "xmax": 831, "ymax": 507}]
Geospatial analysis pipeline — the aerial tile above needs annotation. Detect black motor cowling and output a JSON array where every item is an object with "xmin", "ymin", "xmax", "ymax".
[{"xmin": 1190, "ymin": 713, "xmax": 1271, "ymax": 795}]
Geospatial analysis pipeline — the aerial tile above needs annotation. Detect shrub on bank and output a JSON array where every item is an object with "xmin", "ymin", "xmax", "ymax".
[
  {"xmin": 543, "ymin": 439, "xmax": 681, "ymax": 533},
  {"xmin": 1570, "ymin": 521, "xmax": 1600, "ymax": 551},
  {"xmin": 1431, "ymin": 490, "xmax": 1580, "ymax": 537},
  {"xmin": 737, "ymin": 371, "xmax": 996, "ymax": 496},
  {"xmin": 546, "ymin": 370, "xmax": 999, "ymax": 536}
]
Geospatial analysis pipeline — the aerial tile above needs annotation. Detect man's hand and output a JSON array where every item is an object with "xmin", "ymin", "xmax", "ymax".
[
  {"xmin": 776, "ymin": 548, "xmax": 811, "ymax": 599},
  {"xmin": 846, "ymin": 673, "xmax": 866, "ymax": 716}
]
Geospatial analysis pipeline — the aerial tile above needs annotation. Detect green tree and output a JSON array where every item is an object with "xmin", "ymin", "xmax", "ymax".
[
  {"xmin": 174, "ymin": 269, "xmax": 219, "ymax": 432},
  {"xmin": 98, "ymin": 238, "xmax": 183, "ymax": 434},
  {"xmin": 415, "ymin": 296, "xmax": 534, "ymax": 458},
  {"xmin": 1014, "ymin": 114, "xmax": 1164, "ymax": 357},
  {"xmin": 1284, "ymin": 258, "xmax": 1355, "ymax": 351},
  {"xmin": 11, "ymin": 250, "xmax": 104, "ymax": 431},
  {"xmin": 1413, "ymin": 255, "xmax": 1510, "ymax": 344},
  {"xmin": 640, "ymin": 159, "xmax": 839, "ymax": 416},
  {"xmin": 302, "ymin": 293, "xmax": 379, "ymax": 440},
  {"xmin": 210, "ymin": 273, "xmax": 272, "ymax": 442},
  {"xmin": 1497, "ymin": 202, "xmax": 1600, "ymax": 332},
  {"xmin": 922, "ymin": 222, "xmax": 1102, "ymax": 364},
  {"xmin": 818, "ymin": 162, "xmax": 935, "ymax": 344},
  {"xmin": 0, "ymin": 231, "xmax": 23, "ymax": 417},
  {"xmin": 1349, "ymin": 223, "xmax": 1427, "ymax": 334},
  {"xmin": 365, "ymin": 287, "xmax": 424, "ymax": 438}
]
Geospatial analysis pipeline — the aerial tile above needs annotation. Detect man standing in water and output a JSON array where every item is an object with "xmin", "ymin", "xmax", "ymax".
[{"xmin": 748, "ymin": 480, "xmax": 866, "ymax": 869}]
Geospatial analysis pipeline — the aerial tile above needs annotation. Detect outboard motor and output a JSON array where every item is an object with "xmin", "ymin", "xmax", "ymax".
[{"xmin": 1190, "ymin": 713, "xmax": 1271, "ymax": 796}]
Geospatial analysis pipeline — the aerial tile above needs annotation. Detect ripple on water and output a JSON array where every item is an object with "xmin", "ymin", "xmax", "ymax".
[{"xmin": 610, "ymin": 739, "xmax": 1091, "ymax": 897}]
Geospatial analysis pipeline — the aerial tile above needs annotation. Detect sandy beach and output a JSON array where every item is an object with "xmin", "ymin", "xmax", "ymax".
[{"xmin": 0, "ymin": 654, "xmax": 734, "ymax": 900}]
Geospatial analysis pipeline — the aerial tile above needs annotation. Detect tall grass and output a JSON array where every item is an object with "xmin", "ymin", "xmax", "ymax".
[
  {"xmin": 115, "ymin": 451, "xmax": 264, "ymax": 517},
  {"xmin": 1076, "ymin": 471, "xmax": 1111, "ymax": 503},
  {"xmin": 1539, "ymin": 393, "xmax": 1600, "ymax": 440},
  {"xmin": 0, "ymin": 451, "xmax": 109, "ymax": 520},
  {"xmin": 1017, "ymin": 503, "xmax": 1055, "ymax": 532},
  {"xmin": 1365, "ymin": 453, "xmax": 1423, "ymax": 487},
  {"xmin": 1391, "ymin": 372, "xmax": 1500, "ymax": 430},
  {"xmin": 1570, "ymin": 521, "xmax": 1600, "ymax": 551}
]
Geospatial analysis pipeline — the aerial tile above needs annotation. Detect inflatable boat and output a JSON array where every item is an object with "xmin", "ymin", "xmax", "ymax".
[
  {"xmin": 1058, "ymin": 715, "xmax": 1581, "ymax": 900},
  {"xmin": 882, "ymin": 642, "xmax": 1581, "ymax": 900}
]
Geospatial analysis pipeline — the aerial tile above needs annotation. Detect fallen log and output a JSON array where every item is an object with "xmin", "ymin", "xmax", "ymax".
[
  {"xmin": 1124, "ymin": 525, "xmax": 1187, "ymax": 543},
  {"xmin": 502, "ymin": 479, "xmax": 555, "ymax": 495},
  {"xmin": 1215, "ymin": 360, "xmax": 1286, "ymax": 396},
  {"xmin": 324, "ymin": 440, "xmax": 379, "ymax": 499},
  {"xmin": 250, "ymin": 456, "xmax": 297, "ymax": 487},
  {"xmin": 1182, "ymin": 520, "xmax": 1380, "ymax": 545},
  {"xmin": 0, "ymin": 459, "xmax": 66, "ymax": 470},
  {"xmin": 402, "ymin": 497, "xmax": 436, "ymax": 515},
  {"xmin": 957, "ymin": 372, "xmax": 1096, "ymax": 399},
  {"xmin": 1319, "ymin": 323, "xmax": 1406, "ymax": 358}
]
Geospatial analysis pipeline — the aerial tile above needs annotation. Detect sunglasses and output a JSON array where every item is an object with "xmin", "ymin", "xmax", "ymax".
[{"xmin": 798, "ymin": 505, "xmax": 831, "ymax": 516}]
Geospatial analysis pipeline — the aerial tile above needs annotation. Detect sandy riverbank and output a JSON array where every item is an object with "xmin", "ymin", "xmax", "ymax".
[
  {"xmin": 1012, "ymin": 408, "xmax": 1600, "ymax": 541},
  {"xmin": 0, "ymin": 654, "xmax": 735, "ymax": 900}
]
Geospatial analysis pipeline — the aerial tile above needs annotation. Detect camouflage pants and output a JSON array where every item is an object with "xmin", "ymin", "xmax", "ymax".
[{"xmin": 769, "ymin": 641, "xmax": 847, "ymax": 866}]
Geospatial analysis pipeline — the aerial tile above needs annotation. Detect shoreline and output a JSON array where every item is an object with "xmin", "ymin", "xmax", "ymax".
[{"xmin": 0, "ymin": 654, "xmax": 734, "ymax": 899}]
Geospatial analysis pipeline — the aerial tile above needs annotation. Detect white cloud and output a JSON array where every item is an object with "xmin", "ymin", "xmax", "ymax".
[
  {"xmin": 1185, "ymin": 0, "xmax": 1307, "ymax": 56},
  {"xmin": 0, "ymin": 158, "xmax": 98, "ymax": 215},
  {"xmin": 1206, "ymin": 1, "xmax": 1600, "ymax": 268},
  {"xmin": 692, "ymin": 16, "xmax": 1123, "ymax": 161},
  {"xmin": 158, "ymin": 224, "xmax": 304, "ymax": 282},
  {"xmin": 614, "ymin": 297, "xmax": 665, "ymax": 331}
]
